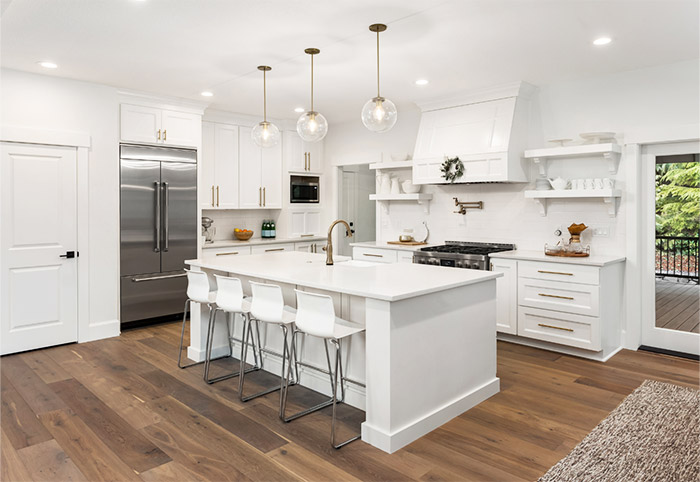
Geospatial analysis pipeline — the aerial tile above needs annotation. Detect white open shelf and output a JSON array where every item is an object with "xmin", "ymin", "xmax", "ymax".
[
  {"xmin": 524, "ymin": 189, "xmax": 622, "ymax": 217},
  {"xmin": 370, "ymin": 193, "xmax": 433, "ymax": 214},
  {"xmin": 524, "ymin": 142, "xmax": 622, "ymax": 175},
  {"xmin": 369, "ymin": 161, "xmax": 414, "ymax": 170}
]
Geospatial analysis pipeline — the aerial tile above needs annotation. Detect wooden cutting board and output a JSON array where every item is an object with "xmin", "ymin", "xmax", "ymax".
[{"xmin": 387, "ymin": 241, "xmax": 428, "ymax": 246}]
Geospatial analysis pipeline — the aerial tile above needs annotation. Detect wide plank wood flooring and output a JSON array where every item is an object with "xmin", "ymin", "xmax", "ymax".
[
  {"xmin": 655, "ymin": 278, "xmax": 700, "ymax": 333},
  {"xmin": 2, "ymin": 321, "xmax": 699, "ymax": 481}
]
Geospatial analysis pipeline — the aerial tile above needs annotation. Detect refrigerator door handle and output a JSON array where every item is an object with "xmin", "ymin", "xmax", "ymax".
[
  {"xmin": 163, "ymin": 181, "xmax": 169, "ymax": 252},
  {"xmin": 154, "ymin": 180, "xmax": 161, "ymax": 252}
]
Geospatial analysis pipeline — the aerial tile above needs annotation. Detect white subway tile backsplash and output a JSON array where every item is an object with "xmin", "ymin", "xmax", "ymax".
[{"xmin": 202, "ymin": 209, "xmax": 282, "ymax": 241}]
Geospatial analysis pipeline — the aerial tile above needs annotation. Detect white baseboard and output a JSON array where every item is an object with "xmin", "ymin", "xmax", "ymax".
[
  {"xmin": 79, "ymin": 319, "xmax": 120, "ymax": 343},
  {"xmin": 498, "ymin": 333, "xmax": 623, "ymax": 362},
  {"xmin": 361, "ymin": 377, "xmax": 500, "ymax": 454}
]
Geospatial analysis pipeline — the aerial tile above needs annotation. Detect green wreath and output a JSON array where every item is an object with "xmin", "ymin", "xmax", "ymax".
[{"xmin": 441, "ymin": 156, "xmax": 464, "ymax": 183}]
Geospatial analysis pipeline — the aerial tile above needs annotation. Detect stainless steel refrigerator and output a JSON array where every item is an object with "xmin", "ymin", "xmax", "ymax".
[{"xmin": 120, "ymin": 144, "xmax": 197, "ymax": 326}]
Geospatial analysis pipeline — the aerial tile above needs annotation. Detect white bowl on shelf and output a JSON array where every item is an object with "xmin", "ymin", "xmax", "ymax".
[
  {"xmin": 401, "ymin": 180, "xmax": 421, "ymax": 193},
  {"xmin": 391, "ymin": 153, "xmax": 410, "ymax": 162}
]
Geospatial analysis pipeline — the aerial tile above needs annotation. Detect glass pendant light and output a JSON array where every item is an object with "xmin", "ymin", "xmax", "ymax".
[
  {"xmin": 296, "ymin": 48, "xmax": 328, "ymax": 142},
  {"xmin": 361, "ymin": 23, "xmax": 397, "ymax": 133},
  {"xmin": 251, "ymin": 65, "xmax": 281, "ymax": 148}
]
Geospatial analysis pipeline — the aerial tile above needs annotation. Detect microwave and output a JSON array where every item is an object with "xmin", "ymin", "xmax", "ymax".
[{"xmin": 290, "ymin": 175, "xmax": 319, "ymax": 203}]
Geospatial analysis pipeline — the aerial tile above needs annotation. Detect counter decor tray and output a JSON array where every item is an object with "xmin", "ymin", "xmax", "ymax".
[
  {"xmin": 544, "ymin": 243, "xmax": 590, "ymax": 257},
  {"xmin": 387, "ymin": 240, "xmax": 428, "ymax": 246}
]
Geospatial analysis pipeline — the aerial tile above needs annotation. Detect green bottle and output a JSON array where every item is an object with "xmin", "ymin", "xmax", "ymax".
[{"xmin": 270, "ymin": 220, "xmax": 276, "ymax": 239}]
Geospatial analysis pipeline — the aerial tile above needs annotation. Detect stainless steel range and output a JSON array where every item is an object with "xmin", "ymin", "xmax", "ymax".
[{"xmin": 413, "ymin": 241, "xmax": 516, "ymax": 270}]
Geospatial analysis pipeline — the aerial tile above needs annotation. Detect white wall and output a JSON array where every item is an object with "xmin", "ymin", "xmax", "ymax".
[
  {"xmin": 324, "ymin": 59, "xmax": 700, "ymax": 256},
  {"xmin": 1, "ymin": 68, "xmax": 120, "ymax": 333}
]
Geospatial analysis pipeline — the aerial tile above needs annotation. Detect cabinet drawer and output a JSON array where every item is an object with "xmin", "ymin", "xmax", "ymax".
[
  {"xmin": 353, "ymin": 247, "xmax": 397, "ymax": 263},
  {"xmin": 251, "ymin": 243, "xmax": 294, "ymax": 255},
  {"xmin": 203, "ymin": 246, "xmax": 252, "ymax": 257},
  {"xmin": 518, "ymin": 261, "xmax": 599, "ymax": 285},
  {"xmin": 396, "ymin": 251, "xmax": 414, "ymax": 264},
  {"xmin": 518, "ymin": 278, "xmax": 599, "ymax": 317},
  {"xmin": 517, "ymin": 306, "xmax": 601, "ymax": 351}
]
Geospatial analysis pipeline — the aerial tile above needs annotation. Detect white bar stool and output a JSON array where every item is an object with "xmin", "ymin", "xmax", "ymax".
[
  {"xmin": 203, "ymin": 274, "xmax": 261, "ymax": 384},
  {"xmin": 282, "ymin": 289, "xmax": 365, "ymax": 449},
  {"xmin": 178, "ymin": 269, "xmax": 222, "ymax": 369},
  {"xmin": 239, "ymin": 281, "xmax": 298, "ymax": 415}
]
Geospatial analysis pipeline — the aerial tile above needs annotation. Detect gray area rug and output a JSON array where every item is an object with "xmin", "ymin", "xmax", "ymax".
[{"xmin": 540, "ymin": 379, "xmax": 699, "ymax": 482}]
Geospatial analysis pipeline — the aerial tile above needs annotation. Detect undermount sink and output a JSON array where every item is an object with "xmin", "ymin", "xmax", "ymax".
[{"xmin": 335, "ymin": 259, "xmax": 377, "ymax": 268}]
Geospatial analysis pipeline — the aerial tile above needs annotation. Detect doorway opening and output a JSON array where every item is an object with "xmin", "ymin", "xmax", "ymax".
[
  {"xmin": 654, "ymin": 153, "xmax": 699, "ymax": 335},
  {"xmin": 337, "ymin": 164, "xmax": 376, "ymax": 256}
]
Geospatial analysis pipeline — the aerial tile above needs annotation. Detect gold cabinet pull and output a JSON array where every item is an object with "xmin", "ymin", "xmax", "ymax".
[
  {"xmin": 215, "ymin": 251, "xmax": 239, "ymax": 256},
  {"xmin": 265, "ymin": 248, "xmax": 285, "ymax": 252},
  {"xmin": 538, "ymin": 293, "xmax": 575, "ymax": 300},
  {"xmin": 363, "ymin": 253, "xmax": 383, "ymax": 258},
  {"xmin": 263, "ymin": 187, "xmax": 266, "ymax": 206},
  {"xmin": 538, "ymin": 323, "xmax": 574, "ymax": 332},
  {"xmin": 300, "ymin": 234, "xmax": 314, "ymax": 238},
  {"xmin": 537, "ymin": 270, "xmax": 573, "ymax": 276},
  {"xmin": 211, "ymin": 185, "xmax": 215, "ymax": 206},
  {"xmin": 259, "ymin": 187, "xmax": 262, "ymax": 206},
  {"xmin": 216, "ymin": 186, "xmax": 220, "ymax": 206},
  {"xmin": 157, "ymin": 129, "xmax": 161, "ymax": 140},
  {"xmin": 163, "ymin": 129, "xmax": 167, "ymax": 141}
]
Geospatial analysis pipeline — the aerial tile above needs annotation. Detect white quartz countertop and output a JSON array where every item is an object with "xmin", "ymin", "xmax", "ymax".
[
  {"xmin": 490, "ymin": 250, "xmax": 626, "ymax": 267},
  {"xmin": 186, "ymin": 251, "xmax": 501, "ymax": 302},
  {"xmin": 203, "ymin": 236, "xmax": 325, "ymax": 249},
  {"xmin": 350, "ymin": 241, "xmax": 436, "ymax": 252}
]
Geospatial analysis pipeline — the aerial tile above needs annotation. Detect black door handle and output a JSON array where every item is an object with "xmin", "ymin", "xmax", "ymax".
[{"xmin": 59, "ymin": 251, "xmax": 77, "ymax": 259}]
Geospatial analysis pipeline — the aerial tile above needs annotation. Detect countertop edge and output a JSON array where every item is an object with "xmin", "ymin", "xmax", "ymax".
[{"xmin": 489, "ymin": 250, "xmax": 626, "ymax": 267}]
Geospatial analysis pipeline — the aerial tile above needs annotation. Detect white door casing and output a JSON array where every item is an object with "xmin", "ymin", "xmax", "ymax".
[{"xmin": 1, "ymin": 143, "xmax": 79, "ymax": 354}]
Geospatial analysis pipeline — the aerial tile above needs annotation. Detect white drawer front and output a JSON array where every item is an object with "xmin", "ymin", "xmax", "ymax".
[
  {"xmin": 518, "ymin": 278, "xmax": 599, "ymax": 317},
  {"xmin": 204, "ymin": 246, "xmax": 252, "ymax": 257},
  {"xmin": 396, "ymin": 251, "xmax": 415, "ymax": 264},
  {"xmin": 251, "ymin": 243, "xmax": 294, "ymax": 255},
  {"xmin": 517, "ymin": 306, "xmax": 601, "ymax": 351},
  {"xmin": 518, "ymin": 261, "xmax": 599, "ymax": 286},
  {"xmin": 353, "ymin": 247, "xmax": 397, "ymax": 264}
]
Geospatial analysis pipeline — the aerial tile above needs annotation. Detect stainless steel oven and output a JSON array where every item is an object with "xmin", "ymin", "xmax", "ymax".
[{"xmin": 290, "ymin": 175, "xmax": 319, "ymax": 203}]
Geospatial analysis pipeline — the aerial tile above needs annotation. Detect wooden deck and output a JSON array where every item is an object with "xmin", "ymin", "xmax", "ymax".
[
  {"xmin": 2, "ymin": 321, "xmax": 699, "ymax": 481},
  {"xmin": 656, "ymin": 278, "xmax": 700, "ymax": 333}
]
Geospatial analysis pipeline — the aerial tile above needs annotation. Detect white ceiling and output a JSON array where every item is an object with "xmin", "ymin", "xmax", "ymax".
[{"xmin": 2, "ymin": 0, "xmax": 698, "ymax": 123}]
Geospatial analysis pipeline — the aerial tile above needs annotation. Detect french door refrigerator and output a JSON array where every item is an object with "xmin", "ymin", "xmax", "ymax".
[{"xmin": 120, "ymin": 144, "xmax": 197, "ymax": 326}]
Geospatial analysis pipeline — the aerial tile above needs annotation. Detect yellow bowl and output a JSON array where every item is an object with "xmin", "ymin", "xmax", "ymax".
[{"xmin": 234, "ymin": 230, "xmax": 254, "ymax": 241}]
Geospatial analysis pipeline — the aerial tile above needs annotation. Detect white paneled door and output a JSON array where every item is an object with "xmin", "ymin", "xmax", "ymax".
[{"xmin": 1, "ymin": 143, "xmax": 79, "ymax": 355}]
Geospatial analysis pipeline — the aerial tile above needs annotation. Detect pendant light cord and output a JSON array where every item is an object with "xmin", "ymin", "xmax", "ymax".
[
  {"xmin": 376, "ymin": 30, "xmax": 380, "ymax": 98},
  {"xmin": 263, "ymin": 69, "xmax": 267, "ymax": 122},
  {"xmin": 310, "ymin": 53, "xmax": 314, "ymax": 112}
]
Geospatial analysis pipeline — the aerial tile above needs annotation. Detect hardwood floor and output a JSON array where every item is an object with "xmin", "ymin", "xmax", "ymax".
[
  {"xmin": 655, "ymin": 278, "xmax": 700, "ymax": 333},
  {"xmin": 2, "ymin": 321, "xmax": 698, "ymax": 482}
]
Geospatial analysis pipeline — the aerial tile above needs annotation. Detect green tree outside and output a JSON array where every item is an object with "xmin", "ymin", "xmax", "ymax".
[{"xmin": 655, "ymin": 161, "xmax": 699, "ymax": 237}]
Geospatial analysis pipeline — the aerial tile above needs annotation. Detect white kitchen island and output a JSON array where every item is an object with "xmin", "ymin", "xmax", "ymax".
[{"xmin": 185, "ymin": 251, "xmax": 501, "ymax": 453}]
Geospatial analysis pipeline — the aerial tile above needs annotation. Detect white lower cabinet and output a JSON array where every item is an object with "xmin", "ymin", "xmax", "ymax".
[
  {"xmin": 396, "ymin": 251, "xmax": 415, "ymax": 264},
  {"xmin": 491, "ymin": 258, "xmax": 517, "ymax": 335},
  {"xmin": 251, "ymin": 243, "xmax": 294, "ymax": 255},
  {"xmin": 493, "ymin": 258, "xmax": 624, "ymax": 355},
  {"xmin": 352, "ymin": 247, "xmax": 397, "ymax": 264},
  {"xmin": 295, "ymin": 241, "xmax": 322, "ymax": 253},
  {"xmin": 203, "ymin": 246, "xmax": 252, "ymax": 257}
]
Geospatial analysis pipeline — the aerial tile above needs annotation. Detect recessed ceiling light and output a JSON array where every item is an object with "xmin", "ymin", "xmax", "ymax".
[
  {"xmin": 593, "ymin": 37, "xmax": 612, "ymax": 46},
  {"xmin": 294, "ymin": 107, "xmax": 305, "ymax": 113},
  {"xmin": 415, "ymin": 79, "xmax": 429, "ymax": 86},
  {"xmin": 201, "ymin": 91, "xmax": 213, "ymax": 97},
  {"xmin": 37, "ymin": 61, "xmax": 58, "ymax": 69}
]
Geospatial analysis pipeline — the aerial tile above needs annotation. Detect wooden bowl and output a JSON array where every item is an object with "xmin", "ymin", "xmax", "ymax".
[{"xmin": 234, "ymin": 230, "xmax": 254, "ymax": 241}]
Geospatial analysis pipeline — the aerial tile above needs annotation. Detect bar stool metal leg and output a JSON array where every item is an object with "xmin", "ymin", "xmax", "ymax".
[{"xmin": 331, "ymin": 338, "xmax": 360, "ymax": 449}]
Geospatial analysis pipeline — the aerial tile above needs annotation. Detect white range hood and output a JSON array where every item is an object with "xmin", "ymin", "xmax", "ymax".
[{"xmin": 412, "ymin": 81, "xmax": 536, "ymax": 184}]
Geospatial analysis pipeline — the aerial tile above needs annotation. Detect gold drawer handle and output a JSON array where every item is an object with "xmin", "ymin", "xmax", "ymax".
[
  {"xmin": 537, "ymin": 270, "xmax": 573, "ymax": 276},
  {"xmin": 265, "ymin": 248, "xmax": 285, "ymax": 252},
  {"xmin": 363, "ymin": 253, "xmax": 383, "ymax": 258},
  {"xmin": 300, "ymin": 234, "xmax": 314, "ymax": 238},
  {"xmin": 538, "ymin": 293, "xmax": 575, "ymax": 300},
  {"xmin": 538, "ymin": 323, "xmax": 574, "ymax": 332},
  {"xmin": 215, "ymin": 251, "xmax": 239, "ymax": 256}
]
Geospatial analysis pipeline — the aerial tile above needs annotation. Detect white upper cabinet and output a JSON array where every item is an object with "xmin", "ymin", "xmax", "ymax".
[
  {"xmin": 288, "ymin": 209, "xmax": 322, "ymax": 237},
  {"xmin": 284, "ymin": 131, "xmax": 323, "ymax": 173},
  {"xmin": 201, "ymin": 122, "xmax": 239, "ymax": 209},
  {"xmin": 239, "ymin": 126, "xmax": 282, "ymax": 209},
  {"xmin": 120, "ymin": 104, "xmax": 201, "ymax": 148},
  {"xmin": 412, "ymin": 82, "xmax": 533, "ymax": 184}
]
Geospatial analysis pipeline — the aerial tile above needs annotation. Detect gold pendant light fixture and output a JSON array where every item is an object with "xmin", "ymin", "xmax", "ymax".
[
  {"xmin": 361, "ymin": 23, "xmax": 397, "ymax": 133},
  {"xmin": 297, "ymin": 48, "xmax": 328, "ymax": 142},
  {"xmin": 251, "ymin": 65, "xmax": 281, "ymax": 148}
]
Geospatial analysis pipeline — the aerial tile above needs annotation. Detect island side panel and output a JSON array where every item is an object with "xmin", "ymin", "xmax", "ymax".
[{"xmin": 362, "ymin": 279, "xmax": 500, "ymax": 454}]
